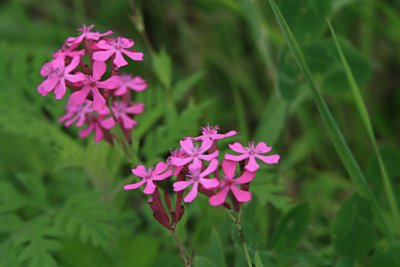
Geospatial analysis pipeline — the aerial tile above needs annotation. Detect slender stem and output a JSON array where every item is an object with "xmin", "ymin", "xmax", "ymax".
[
  {"xmin": 172, "ymin": 230, "xmax": 192, "ymax": 267},
  {"xmin": 227, "ymin": 210, "xmax": 253, "ymax": 267},
  {"xmin": 106, "ymin": 98, "xmax": 135, "ymax": 164}
]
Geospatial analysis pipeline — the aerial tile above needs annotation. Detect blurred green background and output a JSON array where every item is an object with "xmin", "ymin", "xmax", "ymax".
[{"xmin": 1, "ymin": 0, "xmax": 400, "ymax": 266}]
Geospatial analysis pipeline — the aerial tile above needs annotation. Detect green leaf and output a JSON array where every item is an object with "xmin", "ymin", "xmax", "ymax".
[
  {"xmin": 271, "ymin": 202, "xmax": 310, "ymax": 251},
  {"xmin": 206, "ymin": 230, "xmax": 226, "ymax": 267},
  {"xmin": 55, "ymin": 192, "xmax": 116, "ymax": 249},
  {"xmin": 332, "ymin": 194, "xmax": 374, "ymax": 259},
  {"xmin": 13, "ymin": 216, "xmax": 62, "ymax": 267},
  {"xmin": 173, "ymin": 71, "xmax": 204, "ymax": 102},
  {"xmin": 0, "ymin": 181, "xmax": 26, "ymax": 213},
  {"xmin": 266, "ymin": 0, "xmax": 392, "ymax": 239},
  {"xmin": 279, "ymin": 0, "xmax": 332, "ymax": 43},
  {"xmin": 367, "ymin": 243, "xmax": 400, "ymax": 267},
  {"xmin": 304, "ymin": 37, "xmax": 371, "ymax": 93},
  {"xmin": 153, "ymin": 49, "xmax": 173, "ymax": 87},
  {"xmin": 254, "ymin": 249, "xmax": 265, "ymax": 267}
]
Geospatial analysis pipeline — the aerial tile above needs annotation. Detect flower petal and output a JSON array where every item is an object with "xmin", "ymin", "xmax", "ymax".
[
  {"xmin": 170, "ymin": 156, "xmax": 192, "ymax": 167},
  {"xmin": 199, "ymin": 138, "xmax": 213, "ymax": 153},
  {"xmin": 209, "ymin": 187, "xmax": 229, "ymax": 206},
  {"xmin": 222, "ymin": 160, "xmax": 237, "ymax": 178},
  {"xmin": 200, "ymin": 178, "xmax": 219, "ymax": 189},
  {"xmin": 201, "ymin": 159, "xmax": 219, "ymax": 177},
  {"xmin": 173, "ymin": 181, "xmax": 192, "ymax": 191},
  {"xmin": 245, "ymin": 156, "xmax": 260, "ymax": 172},
  {"xmin": 228, "ymin": 142, "xmax": 246, "ymax": 153},
  {"xmin": 124, "ymin": 180, "xmax": 146, "ymax": 190},
  {"xmin": 132, "ymin": 166, "xmax": 147, "ymax": 178},
  {"xmin": 180, "ymin": 139, "xmax": 194, "ymax": 153},
  {"xmin": 224, "ymin": 153, "xmax": 248, "ymax": 162},
  {"xmin": 65, "ymin": 56, "xmax": 81, "ymax": 73},
  {"xmin": 123, "ymin": 50, "xmax": 143, "ymax": 61},
  {"xmin": 183, "ymin": 183, "xmax": 198, "ymax": 203},
  {"xmin": 97, "ymin": 75, "xmax": 120, "ymax": 90},
  {"xmin": 92, "ymin": 61, "xmax": 107, "ymax": 80},
  {"xmin": 143, "ymin": 181, "xmax": 156, "ymax": 194},
  {"xmin": 255, "ymin": 154, "xmax": 280, "ymax": 164},
  {"xmin": 54, "ymin": 80, "xmax": 66, "ymax": 100},
  {"xmin": 70, "ymin": 87, "xmax": 91, "ymax": 105},
  {"xmin": 113, "ymin": 51, "xmax": 128, "ymax": 68},
  {"xmin": 92, "ymin": 88, "xmax": 106, "ymax": 110},
  {"xmin": 100, "ymin": 117, "xmax": 115, "ymax": 129},
  {"xmin": 255, "ymin": 142, "xmax": 272, "ymax": 153},
  {"xmin": 231, "ymin": 185, "xmax": 252, "ymax": 203},
  {"xmin": 125, "ymin": 103, "xmax": 144, "ymax": 114},
  {"xmin": 93, "ymin": 49, "xmax": 115, "ymax": 62},
  {"xmin": 199, "ymin": 150, "xmax": 219, "ymax": 161},
  {"xmin": 234, "ymin": 171, "xmax": 255, "ymax": 184}
]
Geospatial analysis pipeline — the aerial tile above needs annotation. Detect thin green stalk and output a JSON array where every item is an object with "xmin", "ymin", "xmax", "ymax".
[
  {"xmin": 172, "ymin": 230, "xmax": 192, "ymax": 267},
  {"xmin": 265, "ymin": 0, "xmax": 394, "ymax": 239},
  {"xmin": 328, "ymin": 19, "xmax": 400, "ymax": 230},
  {"xmin": 227, "ymin": 210, "xmax": 253, "ymax": 267}
]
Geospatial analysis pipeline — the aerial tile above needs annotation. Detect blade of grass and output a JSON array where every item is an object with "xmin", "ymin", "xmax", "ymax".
[
  {"xmin": 265, "ymin": 0, "xmax": 394, "ymax": 239},
  {"xmin": 328, "ymin": 19, "xmax": 400, "ymax": 229}
]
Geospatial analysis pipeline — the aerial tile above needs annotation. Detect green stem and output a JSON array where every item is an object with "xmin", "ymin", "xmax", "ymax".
[
  {"xmin": 172, "ymin": 230, "xmax": 192, "ymax": 267},
  {"xmin": 228, "ymin": 210, "xmax": 253, "ymax": 267}
]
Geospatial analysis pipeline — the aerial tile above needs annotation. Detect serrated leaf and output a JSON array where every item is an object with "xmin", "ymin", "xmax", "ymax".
[
  {"xmin": 332, "ymin": 194, "xmax": 374, "ymax": 260},
  {"xmin": 271, "ymin": 202, "xmax": 310, "ymax": 251},
  {"xmin": 55, "ymin": 192, "xmax": 116, "ymax": 249}
]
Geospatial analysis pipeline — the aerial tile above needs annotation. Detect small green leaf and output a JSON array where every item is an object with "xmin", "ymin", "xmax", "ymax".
[
  {"xmin": 206, "ymin": 230, "xmax": 226, "ymax": 267},
  {"xmin": 271, "ymin": 202, "xmax": 310, "ymax": 251},
  {"xmin": 332, "ymin": 194, "xmax": 374, "ymax": 260},
  {"xmin": 173, "ymin": 71, "xmax": 204, "ymax": 102},
  {"xmin": 153, "ymin": 49, "xmax": 173, "ymax": 87},
  {"xmin": 254, "ymin": 249, "xmax": 265, "ymax": 267}
]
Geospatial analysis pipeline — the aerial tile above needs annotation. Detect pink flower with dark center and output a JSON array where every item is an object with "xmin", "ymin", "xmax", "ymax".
[
  {"xmin": 112, "ymin": 100, "xmax": 144, "ymax": 129},
  {"xmin": 79, "ymin": 114, "xmax": 115, "ymax": 142},
  {"xmin": 209, "ymin": 160, "xmax": 255, "ymax": 206},
  {"xmin": 170, "ymin": 138, "xmax": 219, "ymax": 169},
  {"xmin": 124, "ymin": 162, "xmax": 172, "ymax": 195},
  {"xmin": 192, "ymin": 124, "xmax": 237, "ymax": 141},
  {"xmin": 93, "ymin": 37, "xmax": 144, "ymax": 68},
  {"xmin": 69, "ymin": 61, "xmax": 120, "ymax": 110},
  {"xmin": 37, "ymin": 56, "xmax": 85, "ymax": 100},
  {"xmin": 59, "ymin": 100, "xmax": 94, "ymax": 127},
  {"xmin": 114, "ymin": 74, "xmax": 147, "ymax": 96},
  {"xmin": 66, "ymin": 24, "xmax": 113, "ymax": 49},
  {"xmin": 225, "ymin": 142, "xmax": 280, "ymax": 172},
  {"xmin": 173, "ymin": 159, "xmax": 219, "ymax": 203}
]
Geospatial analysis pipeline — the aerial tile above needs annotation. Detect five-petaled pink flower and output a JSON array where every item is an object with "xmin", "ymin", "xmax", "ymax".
[
  {"xmin": 66, "ymin": 24, "xmax": 113, "ymax": 49},
  {"xmin": 225, "ymin": 141, "xmax": 280, "ymax": 172},
  {"xmin": 191, "ymin": 124, "xmax": 237, "ymax": 141},
  {"xmin": 70, "ymin": 61, "xmax": 120, "ymax": 110},
  {"xmin": 209, "ymin": 160, "xmax": 255, "ymax": 206},
  {"xmin": 124, "ymin": 163, "xmax": 172, "ymax": 194},
  {"xmin": 79, "ymin": 115, "xmax": 115, "ymax": 142},
  {"xmin": 170, "ymin": 138, "xmax": 219, "ymax": 169},
  {"xmin": 173, "ymin": 159, "xmax": 220, "ymax": 203},
  {"xmin": 114, "ymin": 74, "xmax": 147, "ymax": 95},
  {"xmin": 93, "ymin": 37, "xmax": 143, "ymax": 68},
  {"xmin": 112, "ymin": 100, "xmax": 144, "ymax": 129},
  {"xmin": 37, "ymin": 56, "xmax": 85, "ymax": 100},
  {"xmin": 59, "ymin": 100, "xmax": 94, "ymax": 127}
]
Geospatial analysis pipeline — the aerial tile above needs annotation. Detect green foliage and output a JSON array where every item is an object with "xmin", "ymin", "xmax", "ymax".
[
  {"xmin": 332, "ymin": 194, "xmax": 374, "ymax": 260},
  {"xmin": 271, "ymin": 202, "xmax": 311, "ymax": 251}
]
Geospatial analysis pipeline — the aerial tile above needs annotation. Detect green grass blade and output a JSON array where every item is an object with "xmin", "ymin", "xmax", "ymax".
[
  {"xmin": 328, "ymin": 19, "xmax": 400, "ymax": 228},
  {"xmin": 265, "ymin": 0, "xmax": 394, "ymax": 239}
]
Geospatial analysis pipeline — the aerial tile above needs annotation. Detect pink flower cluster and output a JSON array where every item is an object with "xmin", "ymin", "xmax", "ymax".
[
  {"xmin": 124, "ymin": 125, "xmax": 280, "ymax": 230},
  {"xmin": 37, "ymin": 24, "xmax": 147, "ymax": 142}
]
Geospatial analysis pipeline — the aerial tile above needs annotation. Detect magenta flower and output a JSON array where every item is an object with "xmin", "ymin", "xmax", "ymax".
[
  {"xmin": 69, "ymin": 61, "xmax": 120, "ymax": 110},
  {"xmin": 209, "ymin": 160, "xmax": 255, "ymax": 206},
  {"xmin": 170, "ymin": 138, "xmax": 219, "ymax": 169},
  {"xmin": 112, "ymin": 100, "xmax": 144, "ymax": 129},
  {"xmin": 79, "ymin": 115, "xmax": 115, "ymax": 142},
  {"xmin": 93, "ymin": 37, "xmax": 144, "ymax": 68},
  {"xmin": 114, "ymin": 74, "xmax": 147, "ymax": 96},
  {"xmin": 53, "ymin": 47, "xmax": 85, "ymax": 60},
  {"xmin": 37, "ymin": 56, "xmax": 85, "ymax": 100},
  {"xmin": 191, "ymin": 125, "xmax": 237, "ymax": 141},
  {"xmin": 173, "ymin": 159, "xmax": 219, "ymax": 203},
  {"xmin": 124, "ymin": 162, "xmax": 172, "ymax": 195},
  {"xmin": 66, "ymin": 24, "xmax": 112, "ymax": 49},
  {"xmin": 167, "ymin": 149, "xmax": 187, "ymax": 176},
  {"xmin": 225, "ymin": 141, "xmax": 280, "ymax": 172},
  {"xmin": 59, "ymin": 100, "xmax": 94, "ymax": 127}
]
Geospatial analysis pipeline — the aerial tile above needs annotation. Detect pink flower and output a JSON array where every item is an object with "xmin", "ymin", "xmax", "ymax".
[
  {"xmin": 170, "ymin": 138, "xmax": 219, "ymax": 169},
  {"xmin": 93, "ymin": 37, "xmax": 143, "ymax": 68},
  {"xmin": 225, "ymin": 142, "xmax": 280, "ymax": 172},
  {"xmin": 69, "ymin": 61, "xmax": 120, "ymax": 110},
  {"xmin": 191, "ymin": 125, "xmax": 237, "ymax": 141},
  {"xmin": 114, "ymin": 74, "xmax": 147, "ymax": 96},
  {"xmin": 167, "ymin": 149, "xmax": 187, "ymax": 176},
  {"xmin": 58, "ymin": 100, "xmax": 94, "ymax": 127},
  {"xmin": 124, "ymin": 162, "xmax": 172, "ymax": 194},
  {"xmin": 37, "ymin": 56, "xmax": 85, "ymax": 100},
  {"xmin": 66, "ymin": 24, "xmax": 112, "ymax": 49},
  {"xmin": 209, "ymin": 160, "xmax": 255, "ymax": 206},
  {"xmin": 79, "ymin": 115, "xmax": 115, "ymax": 142},
  {"xmin": 53, "ymin": 47, "xmax": 85, "ymax": 60},
  {"xmin": 173, "ymin": 159, "xmax": 219, "ymax": 203},
  {"xmin": 112, "ymin": 100, "xmax": 144, "ymax": 129}
]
